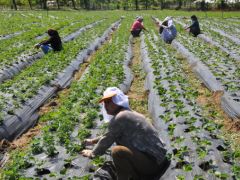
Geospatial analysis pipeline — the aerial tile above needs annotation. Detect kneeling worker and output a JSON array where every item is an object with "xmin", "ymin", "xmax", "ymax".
[
  {"xmin": 34, "ymin": 29, "xmax": 62, "ymax": 54},
  {"xmin": 185, "ymin": 15, "xmax": 201, "ymax": 37},
  {"xmin": 81, "ymin": 87, "xmax": 170, "ymax": 180}
]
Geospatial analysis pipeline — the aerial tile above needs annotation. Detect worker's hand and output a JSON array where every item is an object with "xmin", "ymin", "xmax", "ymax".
[
  {"xmin": 34, "ymin": 43, "xmax": 40, "ymax": 49},
  {"xmin": 81, "ymin": 149, "xmax": 95, "ymax": 158},
  {"xmin": 83, "ymin": 138, "xmax": 95, "ymax": 146}
]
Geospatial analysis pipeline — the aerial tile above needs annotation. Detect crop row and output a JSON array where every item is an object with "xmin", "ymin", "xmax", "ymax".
[
  {"xmin": 0, "ymin": 19, "xmax": 105, "ymax": 85},
  {"xmin": 201, "ymin": 19, "xmax": 240, "ymax": 43},
  {"xmin": 173, "ymin": 23, "xmax": 240, "ymax": 102},
  {"xmin": 0, "ymin": 11, "xmax": 85, "ymax": 35},
  {"xmin": 35, "ymin": 19, "xmax": 84, "ymax": 40},
  {"xmin": 0, "ymin": 16, "xmax": 104, "ymax": 70},
  {"xmin": 179, "ymin": 18, "xmax": 240, "ymax": 57},
  {"xmin": 0, "ymin": 12, "xmax": 44, "ymax": 35},
  {"xmin": 0, "ymin": 17, "xmax": 119, "ymax": 123},
  {"xmin": 172, "ymin": 18, "xmax": 240, "ymax": 118},
  {"xmin": 0, "ymin": 12, "xmax": 76, "ymax": 41},
  {"xmin": 206, "ymin": 18, "xmax": 240, "ymax": 39},
  {"xmin": 0, "ymin": 16, "xmax": 131, "ymax": 179},
  {"xmin": 142, "ymin": 19, "xmax": 239, "ymax": 179}
]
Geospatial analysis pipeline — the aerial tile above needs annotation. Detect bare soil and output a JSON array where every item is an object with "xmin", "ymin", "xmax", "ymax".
[{"xmin": 127, "ymin": 37, "xmax": 151, "ymax": 121}]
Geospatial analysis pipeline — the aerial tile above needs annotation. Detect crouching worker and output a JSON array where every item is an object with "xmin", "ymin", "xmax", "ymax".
[
  {"xmin": 34, "ymin": 29, "xmax": 62, "ymax": 54},
  {"xmin": 157, "ymin": 16, "xmax": 177, "ymax": 44},
  {"xmin": 130, "ymin": 16, "xmax": 148, "ymax": 37},
  {"xmin": 185, "ymin": 15, "xmax": 201, "ymax": 37},
  {"xmin": 81, "ymin": 87, "xmax": 170, "ymax": 180}
]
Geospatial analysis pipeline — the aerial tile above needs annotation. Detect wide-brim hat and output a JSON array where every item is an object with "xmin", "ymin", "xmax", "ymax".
[
  {"xmin": 163, "ymin": 16, "xmax": 172, "ymax": 22},
  {"xmin": 99, "ymin": 87, "xmax": 130, "ymax": 109},
  {"xmin": 99, "ymin": 92, "xmax": 117, "ymax": 103}
]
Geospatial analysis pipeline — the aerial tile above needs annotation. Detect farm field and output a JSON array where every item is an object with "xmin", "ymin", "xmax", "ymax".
[{"xmin": 0, "ymin": 10, "xmax": 239, "ymax": 180}]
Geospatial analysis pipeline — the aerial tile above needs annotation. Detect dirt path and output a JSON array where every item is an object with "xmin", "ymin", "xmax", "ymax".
[{"xmin": 127, "ymin": 37, "xmax": 151, "ymax": 121}]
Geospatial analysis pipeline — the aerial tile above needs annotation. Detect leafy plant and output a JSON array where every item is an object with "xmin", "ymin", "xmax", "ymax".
[
  {"xmin": 214, "ymin": 171, "xmax": 229, "ymax": 180},
  {"xmin": 232, "ymin": 165, "xmax": 240, "ymax": 179},
  {"xmin": 176, "ymin": 175, "xmax": 185, "ymax": 180},
  {"xmin": 196, "ymin": 146, "xmax": 208, "ymax": 159},
  {"xmin": 91, "ymin": 156, "xmax": 105, "ymax": 167},
  {"xmin": 31, "ymin": 138, "xmax": 43, "ymax": 154},
  {"xmin": 194, "ymin": 175, "xmax": 205, "ymax": 180},
  {"xmin": 78, "ymin": 127, "xmax": 91, "ymax": 141},
  {"xmin": 183, "ymin": 163, "xmax": 192, "ymax": 172},
  {"xmin": 173, "ymin": 146, "xmax": 190, "ymax": 160},
  {"xmin": 43, "ymin": 132, "xmax": 58, "ymax": 157},
  {"xmin": 168, "ymin": 123, "xmax": 176, "ymax": 136}
]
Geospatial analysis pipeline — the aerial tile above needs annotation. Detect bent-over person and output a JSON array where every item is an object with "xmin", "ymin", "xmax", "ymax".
[
  {"xmin": 157, "ymin": 16, "xmax": 177, "ymax": 44},
  {"xmin": 81, "ymin": 87, "xmax": 170, "ymax": 180},
  {"xmin": 130, "ymin": 16, "xmax": 148, "ymax": 37}
]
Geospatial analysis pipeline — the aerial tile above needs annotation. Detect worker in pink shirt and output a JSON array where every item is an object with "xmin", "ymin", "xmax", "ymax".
[{"xmin": 130, "ymin": 16, "xmax": 148, "ymax": 37}]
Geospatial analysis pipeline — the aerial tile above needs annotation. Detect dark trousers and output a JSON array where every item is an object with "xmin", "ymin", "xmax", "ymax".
[
  {"xmin": 131, "ymin": 30, "xmax": 142, "ymax": 37},
  {"xmin": 111, "ymin": 146, "xmax": 169, "ymax": 180},
  {"xmin": 190, "ymin": 29, "xmax": 200, "ymax": 37}
]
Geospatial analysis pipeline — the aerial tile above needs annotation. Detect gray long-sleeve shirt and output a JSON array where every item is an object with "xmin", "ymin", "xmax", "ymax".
[{"xmin": 92, "ymin": 110, "xmax": 167, "ymax": 165}]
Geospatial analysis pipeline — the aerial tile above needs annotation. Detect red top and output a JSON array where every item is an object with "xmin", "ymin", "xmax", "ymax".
[{"xmin": 131, "ymin": 20, "xmax": 144, "ymax": 31}]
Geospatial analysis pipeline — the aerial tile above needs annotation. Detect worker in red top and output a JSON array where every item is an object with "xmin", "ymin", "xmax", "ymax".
[{"xmin": 130, "ymin": 16, "xmax": 148, "ymax": 37}]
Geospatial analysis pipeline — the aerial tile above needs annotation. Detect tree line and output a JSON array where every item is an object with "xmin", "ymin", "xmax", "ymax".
[{"xmin": 2, "ymin": 0, "xmax": 240, "ymax": 11}]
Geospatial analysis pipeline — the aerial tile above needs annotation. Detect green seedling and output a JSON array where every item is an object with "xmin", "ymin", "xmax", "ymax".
[
  {"xmin": 214, "ymin": 171, "xmax": 229, "ymax": 180},
  {"xmin": 194, "ymin": 175, "xmax": 205, "ymax": 180},
  {"xmin": 78, "ymin": 127, "xmax": 91, "ymax": 141},
  {"xmin": 168, "ymin": 123, "xmax": 176, "ymax": 136},
  {"xmin": 196, "ymin": 146, "xmax": 208, "ymax": 159},
  {"xmin": 176, "ymin": 175, "xmax": 185, "ymax": 180},
  {"xmin": 31, "ymin": 138, "xmax": 43, "ymax": 155},
  {"xmin": 183, "ymin": 163, "xmax": 193, "ymax": 172},
  {"xmin": 91, "ymin": 156, "xmax": 105, "ymax": 167},
  {"xmin": 232, "ymin": 165, "xmax": 240, "ymax": 179}
]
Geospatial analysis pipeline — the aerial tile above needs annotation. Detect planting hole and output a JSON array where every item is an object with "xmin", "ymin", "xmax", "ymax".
[
  {"xmin": 217, "ymin": 145, "xmax": 226, "ymax": 151},
  {"xmin": 199, "ymin": 161, "xmax": 212, "ymax": 171}
]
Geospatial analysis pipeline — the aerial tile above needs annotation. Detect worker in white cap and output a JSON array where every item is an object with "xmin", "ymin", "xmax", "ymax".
[
  {"xmin": 157, "ymin": 16, "xmax": 177, "ymax": 44},
  {"xmin": 81, "ymin": 87, "xmax": 169, "ymax": 180}
]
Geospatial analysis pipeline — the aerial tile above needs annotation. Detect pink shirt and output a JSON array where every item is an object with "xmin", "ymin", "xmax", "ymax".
[{"xmin": 131, "ymin": 20, "xmax": 144, "ymax": 31}]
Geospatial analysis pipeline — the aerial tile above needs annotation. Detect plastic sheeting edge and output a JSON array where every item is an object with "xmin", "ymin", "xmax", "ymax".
[{"xmin": 0, "ymin": 19, "xmax": 123, "ymax": 141}]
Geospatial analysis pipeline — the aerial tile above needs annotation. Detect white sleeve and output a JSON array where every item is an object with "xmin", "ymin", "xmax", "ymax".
[{"xmin": 168, "ymin": 19, "xmax": 174, "ymax": 27}]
